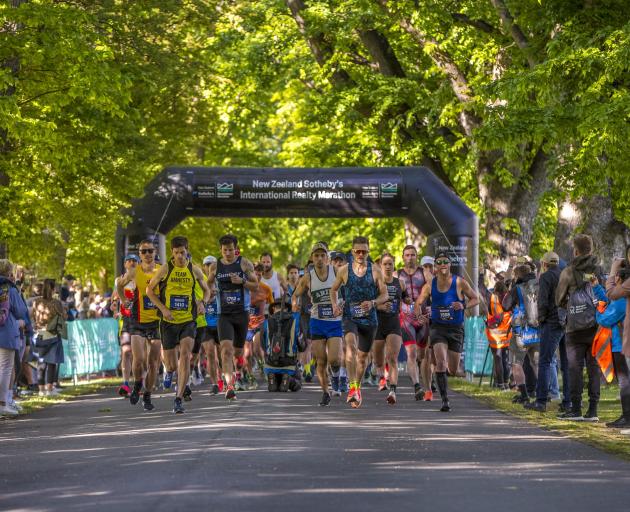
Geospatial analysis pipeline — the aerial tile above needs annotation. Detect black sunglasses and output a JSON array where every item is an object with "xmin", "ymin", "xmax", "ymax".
[{"xmin": 140, "ymin": 248, "xmax": 155, "ymax": 254}]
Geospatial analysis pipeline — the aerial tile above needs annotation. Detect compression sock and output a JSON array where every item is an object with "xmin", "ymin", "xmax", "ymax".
[
  {"xmin": 134, "ymin": 380, "xmax": 143, "ymax": 392},
  {"xmin": 390, "ymin": 384, "xmax": 397, "ymax": 392},
  {"xmin": 436, "ymin": 372, "xmax": 448, "ymax": 400}
]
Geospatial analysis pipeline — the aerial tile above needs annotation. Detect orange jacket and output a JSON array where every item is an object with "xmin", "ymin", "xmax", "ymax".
[
  {"xmin": 486, "ymin": 294, "xmax": 512, "ymax": 349},
  {"xmin": 592, "ymin": 301, "xmax": 615, "ymax": 384}
]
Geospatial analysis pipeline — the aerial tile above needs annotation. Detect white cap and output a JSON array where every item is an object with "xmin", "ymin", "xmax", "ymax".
[
  {"xmin": 202, "ymin": 255, "xmax": 217, "ymax": 265},
  {"xmin": 420, "ymin": 256, "xmax": 435, "ymax": 267}
]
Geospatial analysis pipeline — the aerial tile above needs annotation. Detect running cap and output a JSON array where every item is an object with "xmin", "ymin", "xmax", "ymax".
[
  {"xmin": 420, "ymin": 256, "xmax": 435, "ymax": 266},
  {"xmin": 541, "ymin": 251, "xmax": 559, "ymax": 264},
  {"xmin": 329, "ymin": 251, "xmax": 346, "ymax": 262},
  {"xmin": 202, "ymin": 255, "xmax": 217, "ymax": 265},
  {"xmin": 311, "ymin": 242, "xmax": 328, "ymax": 254},
  {"xmin": 434, "ymin": 250, "xmax": 450, "ymax": 261},
  {"xmin": 124, "ymin": 254, "xmax": 140, "ymax": 263}
]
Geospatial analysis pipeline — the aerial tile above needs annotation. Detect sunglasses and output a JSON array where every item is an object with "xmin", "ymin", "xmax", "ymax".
[
  {"xmin": 353, "ymin": 249, "xmax": 368, "ymax": 255},
  {"xmin": 140, "ymin": 249, "xmax": 155, "ymax": 254},
  {"xmin": 435, "ymin": 259, "xmax": 450, "ymax": 265}
]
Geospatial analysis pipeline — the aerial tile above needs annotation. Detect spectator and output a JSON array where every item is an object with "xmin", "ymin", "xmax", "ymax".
[
  {"xmin": 31, "ymin": 279, "xmax": 66, "ymax": 397},
  {"xmin": 485, "ymin": 281, "xmax": 511, "ymax": 390},
  {"xmin": 525, "ymin": 252, "xmax": 568, "ymax": 412},
  {"xmin": 0, "ymin": 259, "xmax": 29, "ymax": 416},
  {"xmin": 607, "ymin": 244, "xmax": 630, "ymax": 358},
  {"xmin": 555, "ymin": 234, "xmax": 603, "ymax": 421}
]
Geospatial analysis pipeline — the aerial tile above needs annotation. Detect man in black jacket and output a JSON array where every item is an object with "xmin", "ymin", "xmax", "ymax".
[{"xmin": 525, "ymin": 252, "xmax": 565, "ymax": 412}]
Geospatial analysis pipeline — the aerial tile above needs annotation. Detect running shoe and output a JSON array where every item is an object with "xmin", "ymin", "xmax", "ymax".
[
  {"xmin": 193, "ymin": 366, "xmax": 204, "ymax": 386},
  {"xmin": 211, "ymin": 384, "xmax": 220, "ymax": 395},
  {"xmin": 387, "ymin": 390, "xmax": 397, "ymax": 405},
  {"xmin": 304, "ymin": 371, "xmax": 313, "ymax": 383},
  {"xmin": 279, "ymin": 373, "xmax": 290, "ymax": 392},
  {"xmin": 440, "ymin": 399, "xmax": 451, "ymax": 412},
  {"xmin": 267, "ymin": 373, "xmax": 279, "ymax": 392},
  {"xmin": 9, "ymin": 399, "xmax": 23, "ymax": 412},
  {"xmin": 319, "ymin": 391, "xmax": 332, "ymax": 407},
  {"xmin": 0, "ymin": 404, "xmax": 18, "ymax": 417},
  {"xmin": 234, "ymin": 378, "xmax": 246, "ymax": 391},
  {"xmin": 163, "ymin": 371, "xmax": 174, "ymax": 389},
  {"xmin": 339, "ymin": 376, "xmax": 349, "ymax": 393},
  {"xmin": 246, "ymin": 374, "xmax": 258, "ymax": 390},
  {"xmin": 45, "ymin": 388, "xmax": 60, "ymax": 397},
  {"xmin": 346, "ymin": 387, "xmax": 357, "ymax": 403},
  {"xmin": 173, "ymin": 397, "xmax": 185, "ymax": 414},
  {"xmin": 378, "ymin": 377, "xmax": 388, "ymax": 392},
  {"xmin": 218, "ymin": 378, "xmax": 225, "ymax": 393},
  {"xmin": 142, "ymin": 392, "xmax": 155, "ymax": 411},
  {"xmin": 225, "ymin": 385, "xmax": 237, "ymax": 400},
  {"xmin": 129, "ymin": 386, "xmax": 141, "ymax": 406},
  {"xmin": 423, "ymin": 390, "xmax": 433, "ymax": 402},
  {"xmin": 331, "ymin": 375, "xmax": 341, "ymax": 397},
  {"xmin": 183, "ymin": 385, "xmax": 192, "ymax": 402},
  {"xmin": 118, "ymin": 384, "xmax": 131, "ymax": 398},
  {"xmin": 557, "ymin": 410, "xmax": 583, "ymax": 421},
  {"xmin": 414, "ymin": 384, "xmax": 425, "ymax": 401},
  {"xmin": 350, "ymin": 388, "xmax": 362, "ymax": 408}
]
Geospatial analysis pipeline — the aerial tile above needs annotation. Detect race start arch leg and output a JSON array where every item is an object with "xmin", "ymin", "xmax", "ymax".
[{"xmin": 117, "ymin": 167, "xmax": 478, "ymax": 299}]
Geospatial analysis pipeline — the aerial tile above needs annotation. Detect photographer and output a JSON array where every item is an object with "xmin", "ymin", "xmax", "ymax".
[{"xmin": 607, "ymin": 244, "xmax": 630, "ymax": 358}]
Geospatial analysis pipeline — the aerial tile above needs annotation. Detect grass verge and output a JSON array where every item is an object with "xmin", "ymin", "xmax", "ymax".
[
  {"xmin": 451, "ymin": 377, "xmax": 630, "ymax": 460},
  {"xmin": 9, "ymin": 377, "xmax": 119, "ymax": 416}
]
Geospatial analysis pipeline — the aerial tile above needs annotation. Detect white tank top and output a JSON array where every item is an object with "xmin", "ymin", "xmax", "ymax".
[
  {"xmin": 309, "ymin": 265, "xmax": 341, "ymax": 322},
  {"xmin": 262, "ymin": 270, "xmax": 283, "ymax": 300}
]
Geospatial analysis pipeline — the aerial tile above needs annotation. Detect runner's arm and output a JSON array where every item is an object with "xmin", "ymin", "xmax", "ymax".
[
  {"xmin": 277, "ymin": 272, "xmax": 288, "ymax": 293},
  {"xmin": 458, "ymin": 277, "xmax": 480, "ymax": 310},
  {"xmin": 241, "ymin": 259, "xmax": 259, "ymax": 291},
  {"xmin": 206, "ymin": 262, "xmax": 217, "ymax": 288},
  {"xmin": 192, "ymin": 265, "xmax": 212, "ymax": 307},
  {"xmin": 146, "ymin": 264, "xmax": 170, "ymax": 319},
  {"xmin": 414, "ymin": 281, "xmax": 432, "ymax": 318},
  {"xmin": 330, "ymin": 264, "xmax": 348, "ymax": 307},
  {"xmin": 291, "ymin": 274, "xmax": 309, "ymax": 312},
  {"xmin": 372, "ymin": 266, "xmax": 390, "ymax": 307},
  {"xmin": 115, "ymin": 267, "xmax": 135, "ymax": 303}
]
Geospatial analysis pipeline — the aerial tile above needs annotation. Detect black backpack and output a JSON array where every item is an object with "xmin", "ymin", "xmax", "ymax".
[
  {"xmin": 566, "ymin": 270, "xmax": 597, "ymax": 333},
  {"xmin": 265, "ymin": 310, "xmax": 300, "ymax": 368}
]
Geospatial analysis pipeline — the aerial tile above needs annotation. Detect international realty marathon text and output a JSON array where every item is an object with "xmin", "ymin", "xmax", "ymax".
[{"xmin": 240, "ymin": 179, "xmax": 356, "ymax": 200}]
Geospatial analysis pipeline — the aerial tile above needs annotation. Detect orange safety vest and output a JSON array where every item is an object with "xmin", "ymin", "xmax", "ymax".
[
  {"xmin": 592, "ymin": 301, "xmax": 615, "ymax": 384},
  {"xmin": 485, "ymin": 294, "xmax": 512, "ymax": 349}
]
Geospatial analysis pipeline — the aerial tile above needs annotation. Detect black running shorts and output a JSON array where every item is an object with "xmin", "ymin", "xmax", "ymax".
[
  {"xmin": 161, "ymin": 321, "xmax": 196, "ymax": 351},
  {"xmin": 129, "ymin": 320, "xmax": 161, "ymax": 341},
  {"xmin": 375, "ymin": 313, "xmax": 402, "ymax": 340},
  {"xmin": 429, "ymin": 323, "xmax": 465, "ymax": 354},
  {"xmin": 218, "ymin": 311, "xmax": 249, "ymax": 349},
  {"xmin": 343, "ymin": 318, "xmax": 377, "ymax": 353}
]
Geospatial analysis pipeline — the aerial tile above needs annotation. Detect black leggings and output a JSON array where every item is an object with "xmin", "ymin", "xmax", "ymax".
[
  {"xmin": 613, "ymin": 353, "xmax": 630, "ymax": 417},
  {"xmin": 491, "ymin": 347, "xmax": 510, "ymax": 386},
  {"xmin": 37, "ymin": 363, "xmax": 57, "ymax": 386}
]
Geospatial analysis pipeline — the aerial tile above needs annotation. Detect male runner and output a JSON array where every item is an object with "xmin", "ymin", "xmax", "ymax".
[
  {"xmin": 418, "ymin": 255, "xmax": 435, "ymax": 400},
  {"xmin": 116, "ymin": 242, "xmax": 162, "ymax": 411},
  {"xmin": 146, "ymin": 236, "xmax": 210, "ymax": 414},
  {"xmin": 201, "ymin": 255, "xmax": 221, "ymax": 394},
  {"xmin": 330, "ymin": 251, "xmax": 349, "ymax": 395},
  {"xmin": 331, "ymin": 237, "xmax": 389, "ymax": 408},
  {"xmin": 415, "ymin": 250, "xmax": 479, "ymax": 412},
  {"xmin": 243, "ymin": 263, "xmax": 274, "ymax": 390},
  {"xmin": 397, "ymin": 245, "xmax": 431, "ymax": 400},
  {"xmin": 292, "ymin": 242, "xmax": 343, "ymax": 406},
  {"xmin": 260, "ymin": 252, "xmax": 287, "ymax": 300},
  {"xmin": 206, "ymin": 234, "xmax": 258, "ymax": 400},
  {"xmin": 286, "ymin": 264, "xmax": 300, "ymax": 296},
  {"xmin": 373, "ymin": 253, "xmax": 405, "ymax": 404},
  {"xmin": 113, "ymin": 254, "xmax": 138, "ymax": 398}
]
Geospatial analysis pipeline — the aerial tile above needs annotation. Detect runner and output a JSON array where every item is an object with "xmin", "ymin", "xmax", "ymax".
[
  {"xmin": 286, "ymin": 264, "xmax": 300, "ymax": 296},
  {"xmin": 206, "ymin": 234, "xmax": 258, "ymax": 400},
  {"xmin": 372, "ymin": 253, "xmax": 405, "ymax": 404},
  {"xmin": 146, "ymin": 236, "xmax": 210, "ymax": 414},
  {"xmin": 116, "ymin": 242, "xmax": 162, "ymax": 411},
  {"xmin": 201, "ymin": 255, "xmax": 221, "ymax": 395},
  {"xmin": 298, "ymin": 260, "xmax": 314, "ymax": 383},
  {"xmin": 260, "ymin": 252, "xmax": 287, "ymax": 300},
  {"xmin": 397, "ymin": 245, "xmax": 431, "ymax": 400},
  {"xmin": 113, "ymin": 254, "xmax": 138, "ymax": 398},
  {"xmin": 415, "ymin": 250, "xmax": 479, "ymax": 412},
  {"xmin": 291, "ymin": 242, "xmax": 343, "ymax": 406},
  {"xmin": 188, "ymin": 258, "xmax": 214, "ymax": 398},
  {"xmin": 330, "ymin": 251, "xmax": 349, "ymax": 395},
  {"xmin": 331, "ymin": 236, "xmax": 389, "ymax": 408},
  {"xmin": 418, "ymin": 255, "xmax": 435, "ymax": 401},
  {"xmin": 243, "ymin": 263, "xmax": 274, "ymax": 390}
]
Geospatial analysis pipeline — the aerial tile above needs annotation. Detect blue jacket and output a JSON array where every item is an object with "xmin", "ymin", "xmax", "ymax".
[
  {"xmin": 594, "ymin": 284, "xmax": 626, "ymax": 353},
  {"xmin": 0, "ymin": 277, "xmax": 29, "ymax": 351}
]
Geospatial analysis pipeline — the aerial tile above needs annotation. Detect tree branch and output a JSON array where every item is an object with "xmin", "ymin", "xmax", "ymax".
[
  {"xmin": 490, "ymin": 0, "xmax": 537, "ymax": 67},
  {"xmin": 450, "ymin": 12, "xmax": 499, "ymax": 35},
  {"xmin": 357, "ymin": 29, "xmax": 405, "ymax": 77}
]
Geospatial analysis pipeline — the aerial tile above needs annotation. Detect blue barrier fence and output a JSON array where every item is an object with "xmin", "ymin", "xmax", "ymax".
[{"xmin": 464, "ymin": 316, "xmax": 493, "ymax": 377}]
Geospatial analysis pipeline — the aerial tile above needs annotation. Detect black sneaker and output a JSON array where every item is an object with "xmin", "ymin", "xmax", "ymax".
[
  {"xmin": 173, "ymin": 397, "xmax": 184, "ymax": 414},
  {"xmin": 558, "ymin": 402, "xmax": 571, "ymax": 414},
  {"xmin": 142, "ymin": 393, "xmax": 155, "ymax": 411},
  {"xmin": 440, "ymin": 399, "xmax": 451, "ymax": 412},
  {"xmin": 319, "ymin": 391, "xmax": 331, "ymax": 407},
  {"xmin": 558, "ymin": 410, "xmax": 583, "ymax": 421},
  {"xmin": 211, "ymin": 384, "xmax": 219, "ymax": 395},
  {"xmin": 512, "ymin": 394, "xmax": 529, "ymax": 404},
  {"xmin": 606, "ymin": 415, "xmax": 629, "ymax": 428},
  {"xmin": 279, "ymin": 374, "xmax": 290, "ymax": 392},
  {"xmin": 524, "ymin": 401, "xmax": 546, "ymax": 413},
  {"xmin": 129, "ymin": 386, "xmax": 141, "ymax": 406},
  {"xmin": 267, "ymin": 374, "xmax": 279, "ymax": 392},
  {"xmin": 583, "ymin": 409, "xmax": 599, "ymax": 423},
  {"xmin": 414, "ymin": 384, "xmax": 425, "ymax": 401},
  {"xmin": 183, "ymin": 385, "xmax": 192, "ymax": 402}
]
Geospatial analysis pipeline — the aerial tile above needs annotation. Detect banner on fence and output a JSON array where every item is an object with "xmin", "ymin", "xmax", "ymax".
[
  {"xmin": 464, "ymin": 316, "xmax": 493, "ymax": 376},
  {"xmin": 59, "ymin": 318, "xmax": 120, "ymax": 378}
]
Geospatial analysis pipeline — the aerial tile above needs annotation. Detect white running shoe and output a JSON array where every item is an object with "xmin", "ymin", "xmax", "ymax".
[
  {"xmin": 45, "ymin": 388, "xmax": 60, "ymax": 397},
  {"xmin": 0, "ymin": 404, "xmax": 19, "ymax": 417}
]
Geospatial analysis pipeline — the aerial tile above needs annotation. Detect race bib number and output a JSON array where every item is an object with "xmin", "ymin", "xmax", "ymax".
[
  {"xmin": 350, "ymin": 302, "xmax": 367, "ymax": 319},
  {"xmin": 436, "ymin": 306, "xmax": 453, "ymax": 322},
  {"xmin": 143, "ymin": 296, "xmax": 156, "ymax": 310},
  {"xmin": 205, "ymin": 301, "xmax": 217, "ymax": 317},
  {"xmin": 389, "ymin": 299, "xmax": 399, "ymax": 314},
  {"xmin": 317, "ymin": 304, "xmax": 334, "ymax": 319},
  {"xmin": 170, "ymin": 295, "xmax": 189, "ymax": 311},
  {"xmin": 223, "ymin": 290, "xmax": 243, "ymax": 306}
]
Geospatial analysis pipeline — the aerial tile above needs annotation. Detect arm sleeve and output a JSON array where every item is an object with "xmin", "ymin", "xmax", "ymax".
[
  {"xmin": 592, "ymin": 284, "xmax": 608, "ymax": 303},
  {"xmin": 596, "ymin": 299, "xmax": 627, "ymax": 328}
]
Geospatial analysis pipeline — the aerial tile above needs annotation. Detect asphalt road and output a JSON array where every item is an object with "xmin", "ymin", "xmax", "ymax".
[{"xmin": 2, "ymin": 382, "xmax": 630, "ymax": 512}]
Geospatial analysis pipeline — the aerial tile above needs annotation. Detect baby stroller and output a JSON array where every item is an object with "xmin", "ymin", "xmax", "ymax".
[{"xmin": 263, "ymin": 297, "xmax": 304, "ymax": 392}]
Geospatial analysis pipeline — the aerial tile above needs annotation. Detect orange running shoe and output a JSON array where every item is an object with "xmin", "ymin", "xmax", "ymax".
[
  {"xmin": 346, "ymin": 387, "xmax": 357, "ymax": 403},
  {"xmin": 423, "ymin": 390, "xmax": 433, "ymax": 401},
  {"xmin": 378, "ymin": 377, "xmax": 388, "ymax": 392},
  {"xmin": 351, "ymin": 388, "xmax": 362, "ymax": 408}
]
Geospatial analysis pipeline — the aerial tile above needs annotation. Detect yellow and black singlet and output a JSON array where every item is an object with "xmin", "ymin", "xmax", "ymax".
[
  {"xmin": 132, "ymin": 263, "xmax": 161, "ymax": 324},
  {"xmin": 159, "ymin": 260, "xmax": 198, "ymax": 325}
]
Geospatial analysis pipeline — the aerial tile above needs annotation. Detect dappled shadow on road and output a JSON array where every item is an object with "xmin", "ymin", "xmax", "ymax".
[{"xmin": 2, "ymin": 384, "xmax": 630, "ymax": 512}]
